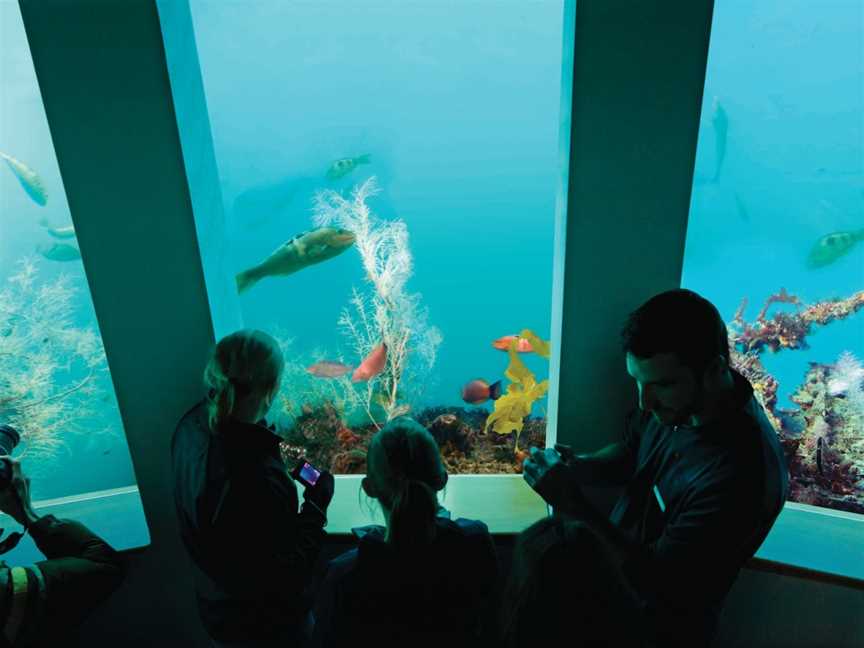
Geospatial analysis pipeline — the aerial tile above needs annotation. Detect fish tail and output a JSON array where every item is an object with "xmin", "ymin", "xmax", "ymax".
[
  {"xmin": 356, "ymin": 154, "xmax": 372, "ymax": 165},
  {"xmin": 236, "ymin": 269, "xmax": 259, "ymax": 294},
  {"xmin": 489, "ymin": 380, "xmax": 503, "ymax": 400}
]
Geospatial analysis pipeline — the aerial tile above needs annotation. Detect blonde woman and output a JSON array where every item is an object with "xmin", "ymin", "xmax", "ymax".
[
  {"xmin": 172, "ymin": 330, "xmax": 334, "ymax": 647},
  {"xmin": 310, "ymin": 417, "xmax": 499, "ymax": 648}
]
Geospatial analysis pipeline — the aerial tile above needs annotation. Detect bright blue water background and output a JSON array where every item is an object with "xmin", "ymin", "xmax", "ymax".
[
  {"xmin": 0, "ymin": 4, "xmax": 136, "ymax": 500},
  {"xmin": 189, "ymin": 1, "xmax": 563, "ymax": 410},
  {"xmin": 682, "ymin": 1, "xmax": 863, "ymax": 409}
]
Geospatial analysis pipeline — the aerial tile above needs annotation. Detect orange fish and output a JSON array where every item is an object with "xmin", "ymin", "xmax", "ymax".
[
  {"xmin": 461, "ymin": 379, "xmax": 502, "ymax": 405},
  {"xmin": 492, "ymin": 335, "xmax": 534, "ymax": 353},
  {"xmin": 352, "ymin": 343, "xmax": 387, "ymax": 382}
]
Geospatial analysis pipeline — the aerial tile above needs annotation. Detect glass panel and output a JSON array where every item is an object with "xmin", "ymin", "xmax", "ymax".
[
  {"xmin": 0, "ymin": 2, "xmax": 147, "ymax": 551},
  {"xmin": 165, "ymin": 1, "xmax": 567, "ymax": 475},
  {"xmin": 683, "ymin": 1, "xmax": 864, "ymax": 518}
]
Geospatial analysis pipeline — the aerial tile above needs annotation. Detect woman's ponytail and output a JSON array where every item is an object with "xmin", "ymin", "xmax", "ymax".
[
  {"xmin": 366, "ymin": 417, "xmax": 447, "ymax": 552},
  {"xmin": 388, "ymin": 478, "xmax": 438, "ymax": 550}
]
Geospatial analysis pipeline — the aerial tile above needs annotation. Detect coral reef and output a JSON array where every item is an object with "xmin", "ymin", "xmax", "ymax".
[
  {"xmin": 313, "ymin": 177, "xmax": 442, "ymax": 427},
  {"xmin": 729, "ymin": 289, "xmax": 864, "ymax": 514},
  {"xmin": 277, "ymin": 401, "xmax": 547, "ymax": 476},
  {"xmin": 0, "ymin": 257, "xmax": 109, "ymax": 464}
]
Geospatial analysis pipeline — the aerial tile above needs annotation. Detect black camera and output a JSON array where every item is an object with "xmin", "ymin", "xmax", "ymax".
[{"xmin": 0, "ymin": 425, "xmax": 20, "ymax": 489}]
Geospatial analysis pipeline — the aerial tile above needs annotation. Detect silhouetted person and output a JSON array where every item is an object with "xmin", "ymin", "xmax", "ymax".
[
  {"xmin": 0, "ymin": 457, "xmax": 124, "ymax": 647},
  {"xmin": 172, "ymin": 330, "xmax": 334, "ymax": 647},
  {"xmin": 499, "ymin": 515, "xmax": 644, "ymax": 648},
  {"xmin": 524, "ymin": 289, "xmax": 788, "ymax": 647},
  {"xmin": 309, "ymin": 417, "xmax": 499, "ymax": 648}
]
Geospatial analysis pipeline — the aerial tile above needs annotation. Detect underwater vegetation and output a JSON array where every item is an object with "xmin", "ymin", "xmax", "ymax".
[
  {"xmin": 484, "ymin": 329, "xmax": 551, "ymax": 463},
  {"xmin": 0, "ymin": 257, "xmax": 109, "ymax": 466},
  {"xmin": 729, "ymin": 289, "xmax": 864, "ymax": 514}
]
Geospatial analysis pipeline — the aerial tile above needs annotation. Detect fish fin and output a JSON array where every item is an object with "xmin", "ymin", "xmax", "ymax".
[
  {"xmin": 489, "ymin": 380, "xmax": 503, "ymax": 400},
  {"xmin": 236, "ymin": 270, "xmax": 258, "ymax": 294},
  {"xmin": 356, "ymin": 154, "xmax": 372, "ymax": 165}
]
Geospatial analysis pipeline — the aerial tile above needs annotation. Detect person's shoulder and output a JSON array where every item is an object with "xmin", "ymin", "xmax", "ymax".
[
  {"xmin": 325, "ymin": 547, "xmax": 360, "ymax": 583},
  {"xmin": 175, "ymin": 399, "xmax": 208, "ymax": 432},
  {"xmin": 447, "ymin": 517, "xmax": 491, "ymax": 537}
]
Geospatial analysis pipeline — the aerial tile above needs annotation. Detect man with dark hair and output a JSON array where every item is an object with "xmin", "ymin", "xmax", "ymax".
[{"xmin": 523, "ymin": 289, "xmax": 789, "ymax": 647}]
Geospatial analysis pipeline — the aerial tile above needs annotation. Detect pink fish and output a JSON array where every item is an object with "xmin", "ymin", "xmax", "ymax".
[
  {"xmin": 352, "ymin": 343, "xmax": 387, "ymax": 382},
  {"xmin": 492, "ymin": 335, "xmax": 534, "ymax": 353},
  {"xmin": 461, "ymin": 379, "xmax": 502, "ymax": 405},
  {"xmin": 306, "ymin": 361, "xmax": 353, "ymax": 378}
]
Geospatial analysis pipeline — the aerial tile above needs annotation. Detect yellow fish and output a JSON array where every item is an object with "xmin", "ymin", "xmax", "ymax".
[
  {"xmin": 807, "ymin": 229, "xmax": 864, "ymax": 269},
  {"xmin": 326, "ymin": 154, "xmax": 371, "ymax": 181},
  {"xmin": 0, "ymin": 152, "xmax": 47, "ymax": 206}
]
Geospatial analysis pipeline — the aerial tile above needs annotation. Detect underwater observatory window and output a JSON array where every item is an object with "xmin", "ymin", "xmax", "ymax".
[
  {"xmin": 681, "ymin": 1, "xmax": 863, "ymax": 580},
  {"xmin": 158, "ymin": 1, "xmax": 572, "ymax": 531},
  {"xmin": 0, "ymin": 2, "xmax": 149, "ymax": 561}
]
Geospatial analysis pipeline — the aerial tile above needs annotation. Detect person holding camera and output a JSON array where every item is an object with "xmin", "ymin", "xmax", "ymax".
[
  {"xmin": 171, "ymin": 330, "xmax": 334, "ymax": 647},
  {"xmin": 0, "ymin": 440, "xmax": 124, "ymax": 647},
  {"xmin": 523, "ymin": 290, "xmax": 788, "ymax": 648}
]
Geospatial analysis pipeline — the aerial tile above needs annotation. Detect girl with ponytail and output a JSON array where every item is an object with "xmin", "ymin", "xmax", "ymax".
[
  {"xmin": 172, "ymin": 330, "xmax": 334, "ymax": 647},
  {"xmin": 310, "ymin": 417, "xmax": 499, "ymax": 648}
]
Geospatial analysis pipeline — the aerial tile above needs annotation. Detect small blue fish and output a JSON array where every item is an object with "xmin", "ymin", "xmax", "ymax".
[
  {"xmin": 39, "ymin": 242, "xmax": 81, "ymax": 262},
  {"xmin": 0, "ymin": 152, "xmax": 47, "ymax": 206},
  {"xmin": 39, "ymin": 219, "xmax": 76, "ymax": 240}
]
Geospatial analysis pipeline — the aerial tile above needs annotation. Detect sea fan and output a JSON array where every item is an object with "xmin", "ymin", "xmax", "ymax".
[{"xmin": 828, "ymin": 351, "xmax": 864, "ymax": 413}]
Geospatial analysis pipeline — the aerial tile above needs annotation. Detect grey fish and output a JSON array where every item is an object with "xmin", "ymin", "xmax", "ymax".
[
  {"xmin": 39, "ymin": 242, "xmax": 81, "ymax": 262},
  {"xmin": 806, "ymin": 229, "xmax": 864, "ymax": 269},
  {"xmin": 711, "ymin": 98, "xmax": 728, "ymax": 182},
  {"xmin": 0, "ymin": 151, "xmax": 47, "ymax": 206},
  {"xmin": 236, "ymin": 227, "xmax": 356, "ymax": 293},
  {"xmin": 326, "ymin": 154, "xmax": 371, "ymax": 181}
]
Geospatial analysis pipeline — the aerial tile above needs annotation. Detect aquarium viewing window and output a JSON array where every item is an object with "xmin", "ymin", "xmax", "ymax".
[
  {"xmin": 159, "ymin": 1, "xmax": 570, "ymax": 530},
  {"xmin": 682, "ymin": 1, "xmax": 863, "ymax": 579},
  {"xmin": 0, "ymin": 2, "xmax": 148, "ymax": 559}
]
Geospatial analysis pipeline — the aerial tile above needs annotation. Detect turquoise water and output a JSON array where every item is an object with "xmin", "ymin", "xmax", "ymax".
[
  {"xmin": 0, "ymin": 3, "xmax": 136, "ymax": 500},
  {"xmin": 682, "ymin": 2, "xmax": 863, "ymax": 513},
  {"xmin": 0, "ymin": 0, "xmax": 861, "ymax": 514},
  {"xmin": 188, "ymin": 1, "xmax": 562, "ymax": 425}
]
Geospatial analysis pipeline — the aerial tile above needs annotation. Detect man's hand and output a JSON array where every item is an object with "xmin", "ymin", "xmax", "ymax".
[
  {"xmin": 0, "ymin": 457, "xmax": 39, "ymax": 527},
  {"xmin": 523, "ymin": 447, "xmax": 592, "ymax": 517}
]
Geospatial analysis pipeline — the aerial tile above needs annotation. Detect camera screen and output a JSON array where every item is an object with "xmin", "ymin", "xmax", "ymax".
[{"xmin": 300, "ymin": 462, "xmax": 320, "ymax": 486}]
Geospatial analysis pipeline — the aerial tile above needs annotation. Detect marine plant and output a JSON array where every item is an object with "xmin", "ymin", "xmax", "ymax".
[
  {"xmin": 313, "ymin": 177, "xmax": 442, "ymax": 427},
  {"xmin": 484, "ymin": 329, "xmax": 551, "ymax": 454},
  {"xmin": 0, "ymin": 257, "xmax": 108, "ymax": 464}
]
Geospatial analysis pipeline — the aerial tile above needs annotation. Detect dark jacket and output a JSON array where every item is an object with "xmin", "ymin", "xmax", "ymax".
[
  {"xmin": 0, "ymin": 515, "xmax": 124, "ymax": 647},
  {"xmin": 171, "ymin": 400, "xmax": 326, "ymax": 642},
  {"xmin": 310, "ymin": 514, "xmax": 499, "ymax": 648},
  {"xmin": 609, "ymin": 370, "xmax": 789, "ymax": 647}
]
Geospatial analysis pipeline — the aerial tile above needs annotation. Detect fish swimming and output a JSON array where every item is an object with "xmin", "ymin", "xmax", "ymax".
[
  {"xmin": 492, "ymin": 335, "xmax": 535, "ymax": 353},
  {"xmin": 39, "ymin": 242, "xmax": 81, "ymax": 262},
  {"xmin": 306, "ymin": 361, "xmax": 353, "ymax": 378},
  {"xmin": 39, "ymin": 219, "xmax": 76, "ymax": 240},
  {"xmin": 711, "ymin": 98, "xmax": 728, "ymax": 182},
  {"xmin": 0, "ymin": 152, "xmax": 47, "ymax": 206},
  {"xmin": 461, "ymin": 379, "xmax": 502, "ymax": 405},
  {"xmin": 326, "ymin": 154, "xmax": 371, "ymax": 181},
  {"xmin": 235, "ymin": 227, "xmax": 356, "ymax": 293},
  {"xmin": 352, "ymin": 343, "xmax": 387, "ymax": 382},
  {"xmin": 806, "ymin": 229, "xmax": 864, "ymax": 269}
]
